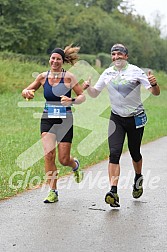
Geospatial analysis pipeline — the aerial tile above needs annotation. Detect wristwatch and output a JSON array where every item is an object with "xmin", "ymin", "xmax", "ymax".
[
  {"xmin": 151, "ymin": 83, "xmax": 157, "ymax": 87},
  {"xmin": 71, "ymin": 98, "xmax": 76, "ymax": 103}
]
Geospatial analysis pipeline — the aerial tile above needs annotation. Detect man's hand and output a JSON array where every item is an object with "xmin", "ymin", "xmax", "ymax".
[
  {"xmin": 82, "ymin": 77, "xmax": 91, "ymax": 90},
  {"xmin": 148, "ymin": 70, "xmax": 157, "ymax": 86}
]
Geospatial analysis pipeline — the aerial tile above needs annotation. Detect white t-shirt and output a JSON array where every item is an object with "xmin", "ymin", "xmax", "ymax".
[{"xmin": 94, "ymin": 63, "xmax": 152, "ymax": 117}]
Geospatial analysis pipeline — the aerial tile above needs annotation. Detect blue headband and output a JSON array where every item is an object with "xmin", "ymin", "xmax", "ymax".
[
  {"xmin": 111, "ymin": 46, "xmax": 128, "ymax": 55},
  {"xmin": 51, "ymin": 48, "xmax": 65, "ymax": 62}
]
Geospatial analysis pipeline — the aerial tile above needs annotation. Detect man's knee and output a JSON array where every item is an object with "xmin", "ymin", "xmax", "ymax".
[
  {"xmin": 109, "ymin": 149, "xmax": 121, "ymax": 164},
  {"xmin": 131, "ymin": 153, "xmax": 142, "ymax": 163}
]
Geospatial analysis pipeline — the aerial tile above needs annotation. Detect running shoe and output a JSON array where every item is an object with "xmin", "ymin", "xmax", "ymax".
[
  {"xmin": 73, "ymin": 159, "xmax": 84, "ymax": 183},
  {"xmin": 43, "ymin": 190, "xmax": 58, "ymax": 203},
  {"xmin": 132, "ymin": 176, "xmax": 143, "ymax": 199},
  {"xmin": 105, "ymin": 191, "xmax": 120, "ymax": 207}
]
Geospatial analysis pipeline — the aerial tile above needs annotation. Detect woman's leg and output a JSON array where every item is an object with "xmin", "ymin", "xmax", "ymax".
[
  {"xmin": 58, "ymin": 142, "xmax": 77, "ymax": 169},
  {"xmin": 58, "ymin": 142, "xmax": 83, "ymax": 183},
  {"xmin": 41, "ymin": 132, "xmax": 57, "ymax": 190}
]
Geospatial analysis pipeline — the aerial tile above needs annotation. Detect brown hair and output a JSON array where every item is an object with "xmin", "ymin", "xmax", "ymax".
[{"xmin": 64, "ymin": 44, "xmax": 80, "ymax": 65}]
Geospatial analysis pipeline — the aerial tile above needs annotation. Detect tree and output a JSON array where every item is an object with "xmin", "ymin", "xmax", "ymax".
[
  {"xmin": 0, "ymin": 0, "xmax": 56, "ymax": 54},
  {"xmin": 75, "ymin": 0, "xmax": 122, "ymax": 13},
  {"xmin": 0, "ymin": 0, "xmax": 167, "ymax": 71}
]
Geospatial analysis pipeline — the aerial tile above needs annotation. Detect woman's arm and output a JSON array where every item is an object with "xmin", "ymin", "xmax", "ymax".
[
  {"xmin": 71, "ymin": 83, "xmax": 86, "ymax": 104},
  {"xmin": 22, "ymin": 73, "xmax": 44, "ymax": 99},
  {"xmin": 60, "ymin": 72, "xmax": 86, "ymax": 106}
]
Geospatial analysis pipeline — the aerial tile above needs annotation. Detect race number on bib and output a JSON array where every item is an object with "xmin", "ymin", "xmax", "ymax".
[
  {"xmin": 48, "ymin": 105, "xmax": 67, "ymax": 118},
  {"xmin": 134, "ymin": 112, "xmax": 147, "ymax": 128}
]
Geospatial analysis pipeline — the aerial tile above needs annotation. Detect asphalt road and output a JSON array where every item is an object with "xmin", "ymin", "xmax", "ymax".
[{"xmin": 0, "ymin": 137, "xmax": 167, "ymax": 252}]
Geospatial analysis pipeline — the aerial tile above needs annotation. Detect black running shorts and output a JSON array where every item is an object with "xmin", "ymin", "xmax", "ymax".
[{"xmin": 40, "ymin": 113, "xmax": 73, "ymax": 143}]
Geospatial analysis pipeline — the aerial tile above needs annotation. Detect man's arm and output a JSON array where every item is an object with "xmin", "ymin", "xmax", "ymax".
[
  {"xmin": 83, "ymin": 77, "xmax": 101, "ymax": 98},
  {"xmin": 148, "ymin": 71, "xmax": 160, "ymax": 96}
]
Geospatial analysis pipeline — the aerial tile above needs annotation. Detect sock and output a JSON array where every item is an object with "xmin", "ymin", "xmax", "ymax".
[
  {"xmin": 134, "ymin": 173, "xmax": 142, "ymax": 183},
  {"xmin": 73, "ymin": 160, "xmax": 79, "ymax": 172},
  {"xmin": 51, "ymin": 189, "xmax": 58, "ymax": 195},
  {"xmin": 110, "ymin": 186, "xmax": 117, "ymax": 194},
  {"xmin": 134, "ymin": 173, "xmax": 143, "ymax": 190}
]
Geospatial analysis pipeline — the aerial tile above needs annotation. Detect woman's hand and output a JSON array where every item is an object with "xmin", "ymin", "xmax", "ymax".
[
  {"xmin": 22, "ymin": 89, "xmax": 35, "ymax": 100},
  {"xmin": 60, "ymin": 95, "xmax": 73, "ymax": 106}
]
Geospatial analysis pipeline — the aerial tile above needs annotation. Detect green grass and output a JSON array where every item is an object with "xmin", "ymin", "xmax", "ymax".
[{"xmin": 0, "ymin": 58, "xmax": 167, "ymax": 200}]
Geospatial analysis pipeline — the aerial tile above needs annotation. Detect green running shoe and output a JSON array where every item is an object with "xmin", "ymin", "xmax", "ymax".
[
  {"xmin": 73, "ymin": 159, "xmax": 84, "ymax": 183},
  {"xmin": 43, "ymin": 190, "xmax": 58, "ymax": 203},
  {"xmin": 105, "ymin": 191, "xmax": 120, "ymax": 207},
  {"xmin": 132, "ymin": 176, "xmax": 143, "ymax": 199}
]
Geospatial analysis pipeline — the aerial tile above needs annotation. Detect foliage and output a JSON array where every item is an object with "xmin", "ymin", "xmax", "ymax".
[
  {"xmin": 0, "ymin": 0, "xmax": 56, "ymax": 54},
  {"xmin": 0, "ymin": 0, "xmax": 167, "ymax": 71},
  {"xmin": 74, "ymin": 0, "xmax": 122, "ymax": 13},
  {"xmin": 79, "ymin": 53, "xmax": 97, "ymax": 65},
  {"xmin": 0, "ymin": 51, "xmax": 49, "ymax": 65},
  {"xmin": 97, "ymin": 52, "xmax": 111, "ymax": 68}
]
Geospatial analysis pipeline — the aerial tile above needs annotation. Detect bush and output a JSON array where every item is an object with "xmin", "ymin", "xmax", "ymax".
[
  {"xmin": 0, "ymin": 51, "xmax": 49, "ymax": 66},
  {"xmin": 78, "ymin": 53, "xmax": 96, "ymax": 66},
  {"xmin": 97, "ymin": 52, "xmax": 111, "ymax": 68}
]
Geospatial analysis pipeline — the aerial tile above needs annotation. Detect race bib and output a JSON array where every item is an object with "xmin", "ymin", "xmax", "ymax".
[
  {"xmin": 134, "ymin": 112, "xmax": 147, "ymax": 128},
  {"xmin": 48, "ymin": 105, "xmax": 67, "ymax": 118}
]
